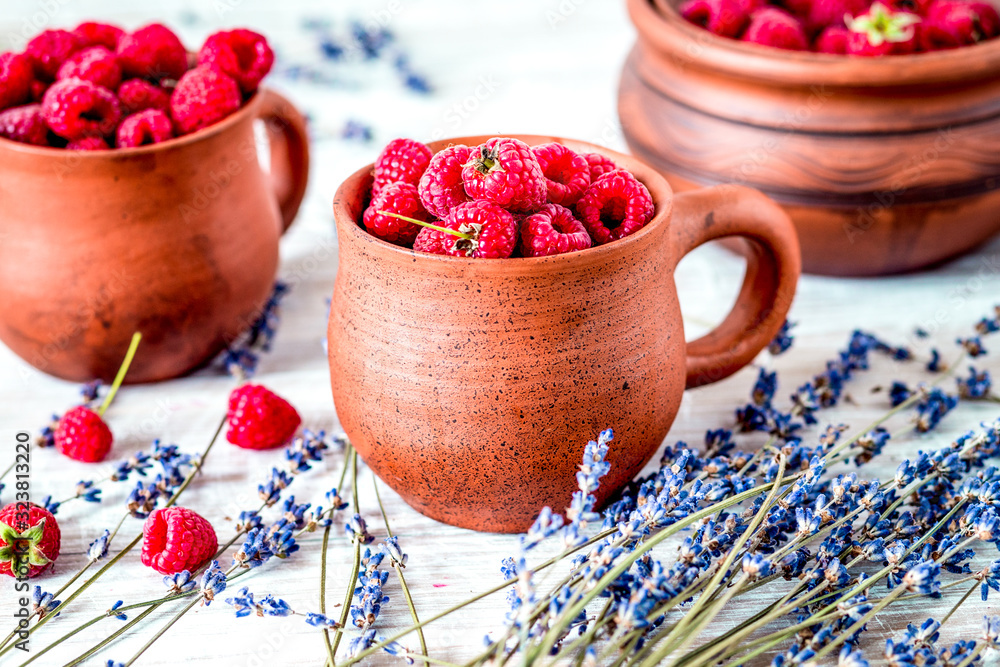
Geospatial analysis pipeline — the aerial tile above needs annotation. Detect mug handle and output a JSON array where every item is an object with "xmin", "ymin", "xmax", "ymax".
[
  {"xmin": 257, "ymin": 88, "xmax": 310, "ymax": 233},
  {"xmin": 669, "ymin": 184, "xmax": 801, "ymax": 389}
]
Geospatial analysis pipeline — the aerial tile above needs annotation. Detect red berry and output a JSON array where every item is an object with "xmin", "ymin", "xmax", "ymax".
[
  {"xmin": 519, "ymin": 203, "xmax": 592, "ymax": 258},
  {"xmin": 921, "ymin": 0, "xmax": 1000, "ymax": 48},
  {"xmin": 846, "ymin": 2, "xmax": 922, "ymax": 54},
  {"xmin": 116, "ymin": 23, "xmax": 188, "ymax": 81},
  {"xmin": 57, "ymin": 46, "xmax": 123, "ymax": 91},
  {"xmin": 41, "ymin": 78, "xmax": 121, "ymax": 140},
  {"xmin": 25, "ymin": 29, "xmax": 82, "ymax": 80},
  {"xmin": 803, "ymin": 0, "xmax": 870, "ymax": 33},
  {"xmin": 742, "ymin": 8, "xmax": 809, "ymax": 49},
  {"xmin": 28, "ymin": 79, "xmax": 47, "ymax": 103},
  {"xmin": 680, "ymin": 0, "xmax": 753, "ymax": 37},
  {"xmin": 141, "ymin": 507, "xmax": 218, "ymax": 575},
  {"xmin": 462, "ymin": 137, "xmax": 547, "ymax": 214},
  {"xmin": 815, "ymin": 25, "xmax": 852, "ymax": 52},
  {"xmin": 0, "ymin": 52, "xmax": 34, "ymax": 111},
  {"xmin": 532, "ymin": 143, "xmax": 592, "ymax": 207},
  {"xmin": 0, "ymin": 503, "xmax": 61, "ymax": 578},
  {"xmin": 363, "ymin": 182, "xmax": 431, "ymax": 246},
  {"xmin": 54, "ymin": 405, "xmax": 113, "ymax": 462},
  {"xmin": 170, "ymin": 66, "xmax": 241, "ymax": 135},
  {"xmin": 583, "ymin": 153, "xmax": 618, "ymax": 182},
  {"xmin": 0, "ymin": 104, "xmax": 48, "ymax": 145},
  {"xmin": 226, "ymin": 384, "xmax": 301, "ymax": 450},
  {"xmin": 576, "ymin": 170, "xmax": 655, "ymax": 246},
  {"xmin": 73, "ymin": 22, "xmax": 125, "ymax": 50},
  {"xmin": 198, "ymin": 29, "xmax": 274, "ymax": 94},
  {"xmin": 418, "ymin": 144, "xmax": 473, "ymax": 218},
  {"xmin": 118, "ymin": 78, "xmax": 171, "ymax": 115},
  {"xmin": 413, "ymin": 200, "xmax": 518, "ymax": 259},
  {"xmin": 373, "ymin": 138, "xmax": 433, "ymax": 196},
  {"xmin": 67, "ymin": 136, "xmax": 110, "ymax": 150},
  {"xmin": 117, "ymin": 109, "xmax": 173, "ymax": 148}
]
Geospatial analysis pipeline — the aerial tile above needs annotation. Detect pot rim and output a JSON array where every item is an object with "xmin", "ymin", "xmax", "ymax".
[
  {"xmin": 332, "ymin": 134, "xmax": 677, "ymax": 270},
  {"xmin": 629, "ymin": 0, "xmax": 1000, "ymax": 88}
]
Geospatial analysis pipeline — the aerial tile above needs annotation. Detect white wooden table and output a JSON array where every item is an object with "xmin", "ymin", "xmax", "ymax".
[{"xmin": 2, "ymin": 1, "xmax": 1000, "ymax": 664}]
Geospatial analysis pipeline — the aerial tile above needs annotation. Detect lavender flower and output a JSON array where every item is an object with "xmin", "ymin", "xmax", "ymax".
[
  {"xmin": 341, "ymin": 119, "xmax": 373, "ymax": 143},
  {"xmin": 306, "ymin": 612, "xmax": 341, "ymax": 628},
  {"xmin": 220, "ymin": 281, "xmax": 290, "ymax": 379},
  {"xmin": 31, "ymin": 587, "xmax": 60, "ymax": 619},
  {"xmin": 108, "ymin": 600, "xmax": 127, "ymax": 621},
  {"xmin": 200, "ymin": 560, "xmax": 227, "ymax": 605},
  {"xmin": 346, "ymin": 514, "xmax": 374, "ymax": 545},
  {"xmin": 164, "ymin": 570, "xmax": 196, "ymax": 595},
  {"xmin": 957, "ymin": 367, "xmax": 992, "ymax": 400},
  {"xmin": 958, "ymin": 336, "xmax": 987, "ymax": 357},
  {"xmin": 381, "ymin": 536, "xmax": 407, "ymax": 568},
  {"xmin": 769, "ymin": 320, "xmax": 795, "ymax": 355},
  {"xmin": 914, "ymin": 388, "xmax": 958, "ymax": 433},
  {"xmin": 87, "ymin": 530, "xmax": 110, "ymax": 562}
]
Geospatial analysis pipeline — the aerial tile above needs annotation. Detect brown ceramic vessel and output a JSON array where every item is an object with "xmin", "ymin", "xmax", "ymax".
[
  {"xmin": 327, "ymin": 135, "xmax": 800, "ymax": 533},
  {"xmin": 0, "ymin": 88, "xmax": 309, "ymax": 382},
  {"xmin": 619, "ymin": 0, "xmax": 1000, "ymax": 276}
]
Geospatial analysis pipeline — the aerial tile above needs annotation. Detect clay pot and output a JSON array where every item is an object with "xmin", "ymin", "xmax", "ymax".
[
  {"xmin": 619, "ymin": 0, "xmax": 1000, "ymax": 276},
  {"xmin": 0, "ymin": 89, "xmax": 309, "ymax": 382},
  {"xmin": 328, "ymin": 135, "xmax": 800, "ymax": 533}
]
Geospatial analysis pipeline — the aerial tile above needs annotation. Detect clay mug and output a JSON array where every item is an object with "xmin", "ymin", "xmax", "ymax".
[
  {"xmin": 328, "ymin": 135, "xmax": 800, "ymax": 533},
  {"xmin": 0, "ymin": 88, "xmax": 309, "ymax": 383}
]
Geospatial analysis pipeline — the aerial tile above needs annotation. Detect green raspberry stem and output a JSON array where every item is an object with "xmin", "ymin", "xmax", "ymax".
[
  {"xmin": 97, "ymin": 332, "xmax": 142, "ymax": 417},
  {"xmin": 377, "ymin": 211, "xmax": 473, "ymax": 240}
]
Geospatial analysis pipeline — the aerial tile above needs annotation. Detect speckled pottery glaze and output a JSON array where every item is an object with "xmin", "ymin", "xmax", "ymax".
[
  {"xmin": 328, "ymin": 135, "xmax": 800, "ymax": 533},
  {"xmin": 0, "ymin": 88, "xmax": 309, "ymax": 383}
]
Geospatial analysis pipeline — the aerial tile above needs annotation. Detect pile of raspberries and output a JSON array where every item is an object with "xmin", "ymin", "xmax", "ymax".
[
  {"xmin": 0, "ymin": 22, "xmax": 274, "ymax": 149},
  {"xmin": 679, "ymin": 0, "xmax": 1000, "ymax": 54},
  {"xmin": 363, "ymin": 137, "xmax": 655, "ymax": 259}
]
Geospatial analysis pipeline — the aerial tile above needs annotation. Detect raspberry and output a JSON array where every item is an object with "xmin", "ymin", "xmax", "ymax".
[
  {"xmin": 67, "ymin": 136, "xmax": 109, "ymax": 150},
  {"xmin": 117, "ymin": 109, "xmax": 173, "ymax": 148},
  {"xmin": 532, "ymin": 143, "xmax": 592, "ymax": 207},
  {"xmin": 413, "ymin": 200, "xmax": 517, "ymax": 259},
  {"xmin": 226, "ymin": 384, "xmax": 301, "ymax": 450},
  {"xmin": 519, "ymin": 204, "xmax": 592, "ymax": 258},
  {"xmin": 815, "ymin": 25, "xmax": 852, "ymax": 52},
  {"xmin": 0, "ymin": 503, "xmax": 61, "ymax": 578},
  {"xmin": 141, "ymin": 507, "xmax": 218, "ymax": 575},
  {"xmin": 169, "ymin": 66, "xmax": 241, "ymax": 135},
  {"xmin": 803, "ymin": 0, "xmax": 870, "ymax": 33},
  {"xmin": 363, "ymin": 182, "xmax": 431, "ymax": 246},
  {"xmin": 0, "ymin": 52, "xmax": 34, "ymax": 111},
  {"xmin": 680, "ymin": 0, "xmax": 753, "ymax": 37},
  {"xmin": 73, "ymin": 22, "xmax": 125, "ymax": 50},
  {"xmin": 418, "ymin": 144, "xmax": 473, "ymax": 218},
  {"xmin": 583, "ymin": 153, "xmax": 618, "ymax": 182},
  {"xmin": 576, "ymin": 170, "xmax": 655, "ymax": 246},
  {"xmin": 197, "ymin": 29, "xmax": 274, "ymax": 94},
  {"xmin": 41, "ymin": 78, "xmax": 121, "ymax": 140},
  {"xmin": 742, "ymin": 8, "xmax": 810, "ymax": 49},
  {"xmin": 118, "ymin": 78, "xmax": 171, "ymax": 114},
  {"xmin": 54, "ymin": 405, "xmax": 114, "ymax": 462},
  {"xmin": 462, "ymin": 137, "xmax": 547, "ymax": 214},
  {"xmin": 29, "ymin": 79, "xmax": 47, "ymax": 103},
  {"xmin": 846, "ymin": 2, "xmax": 922, "ymax": 54},
  {"xmin": 0, "ymin": 104, "xmax": 49, "ymax": 146},
  {"xmin": 116, "ymin": 23, "xmax": 188, "ymax": 81},
  {"xmin": 921, "ymin": 0, "xmax": 1000, "ymax": 48},
  {"xmin": 57, "ymin": 46, "xmax": 122, "ymax": 91},
  {"xmin": 373, "ymin": 138, "xmax": 433, "ymax": 196},
  {"xmin": 25, "ymin": 29, "xmax": 82, "ymax": 80}
]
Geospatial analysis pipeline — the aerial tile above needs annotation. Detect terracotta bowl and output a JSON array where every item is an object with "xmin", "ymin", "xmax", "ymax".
[
  {"xmin": 327, "ymin": 134, "xmax": 801, "ymax": 533},
  {"xmin": 618, "ymin": 0, "xmax": 1000, "ymax": 276},
  {"xmin": 0, "ymin": 88, "xmax": 309, "ymax": 382}
]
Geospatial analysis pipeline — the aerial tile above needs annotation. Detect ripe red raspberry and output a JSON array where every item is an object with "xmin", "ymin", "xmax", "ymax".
[
  {"xmin": 576, "ymin": 170, "xmax": 655, "ymax": 246},
  {"xmin": 67, "ymin": 136, "xmax": 110, "ymax": 150},
  {"xmin": 29, "ymin": 79, "xmax": 48, "ymax": 103},
  {"xmin": 806, "ymin": 0, "xmax": 871, "ymax": 33},
  {"xmin": 116, "ymin": 23, "xmax": 188, "ymax": 81},
  {"xmin": 373, "ymin": 138, "xmax": 433, "ymax": 196},
  {"xmin": 141, "ymin": 507, "xmax": 218, "ymax": 575},
  {"xmin": 364, "ymin": 182, "xmax": 432, "ymax": 246},
  {"xmin": 413, "ymin": 200, "xmax": 517, "ymax": 258},
  {"xmin": 742, "ymin": 8, "xmax": 810, "ymax": 49},
  {"xmin": 0, "ymin": 104, "xmax": 49, "ymax": 146},
  {"xmin": 846, "ymin": 2, "xmax": 922, "ymax": 54},
  {"xmin": 532, "ymin": 143, "xmax": 591, "ymax": 207},
  {"xmin": 519, "ymin": 204, "xmax": 592, "ymax": 258},
  {"xmin": 0, "ymin": 52, "xmax": 34, "ymax": 111},
  {"xmin": 57, "ymin": 46, "xmax": 123, "ymax": 91},
  {"xmin": 74, "ymin": 22, "xmax": 124, "ymax": 50},
  {"xmin": 42, "ymin": 78, "xmax": 121, "ymax": 140},
  {"xmin": 583, "ymin": 153, "xmax": 618, "ymax": 182},
  {"xmin": 117, "ymin": 109, "xmax": 173, "ymax": 148},
  {"xmin": 418, "ymin": 144, "xmax": 473, "ymax": 218},
  {"xmin": 226, "ymin": 384, "xmax": 301, "ymax": 450},
  {"xmin": 680, "ymin": 0, "xmax": 753, "ymax": 37},
  {"xmin": 197, "ymin": 29, "xmax": 274, "ymax": 94},
  {"xmin": 0, "ymin": 503, "xmax": 61, "ymax": 578},
  {"xmin": 118, "ymin": 78, "xmax": 171, "ymax": 114},
  {"xmin": 25, "ymin": 29, "xmax": 82, "ymax": 80},
  {"xmin": 54, "ymin": 405, "xmax": 114, "ymax": 462},
  {"xmin": 815, "ymin": 25, "xmax": 852, "ymax": 52},
  {"xmin": 170, "ymin": 66, "xmax": 241, "ymax": 135},
  {"xmin": 463, "ymin": 137, "xmax": 547, "ymax": 214},
  {"xmin": 921, "ymin": 0, "xmax": 1000, "ymax": 48}
]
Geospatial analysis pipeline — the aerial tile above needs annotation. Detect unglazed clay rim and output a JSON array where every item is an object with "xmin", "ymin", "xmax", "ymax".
[
  {"xmin": 333, "ymin": 134, "xmax": 677, "ymax": 269},
  {"xmin": 632, "ymin": 0, "xmax": 1000, "ymax": 87}
]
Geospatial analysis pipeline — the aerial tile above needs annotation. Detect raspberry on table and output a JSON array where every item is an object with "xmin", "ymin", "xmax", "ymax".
[
  {"xmin": 226, "ymin": 384, "xmax": 301, "ymax": 450},
  {"xmin": 41, "ymin": 78, "xmax": 121, "ymax": 140},
  {"xmin": 0, "ymin": 104, "xmax": 50, "ymax": 146},
  {"xmin": 116, "ymin": 23, "xmax": 188, "ymax": 81},
  {"xmin": 118, "ymin": 78, "xmax": 172, "ymax": 114},
  {"xmin": 532, "ymin": 143, "xmax": 592, "ymax": 207},
  {"xmin": 363, "ymin": 181, "xmax": 432, "ymax": 247},
  {"xmin": 57, "ymin": 46, "xmax": 123, "ymax": 91},
  {"xmin": 117, "ymin": 109, "xmax": 173, "ymax": 148},
  {"xmin": 54, "ymin": 405, "xmax": 114, "ymax": 462},
  {"xmin": 141, "ymin": 507, "xmax": 218, "ymax": 575},
  {"xmin": 67, "ymin": 136, "xmax": 110, "ymax": 150},
  {"xmin": 519, "ymin": 203, "xmax": 593, "ymax": 258},
  {"xmin": 198, "ymin": 29, "xmax": 274, "ymax": 94},
  {"xmin": 680, "ymin": 0, "xmax": 753, "ymax": 37},
  {"xmin": 462, "ymin": 137, "xmax": 547, "ymax": 213},
  {"xmin": 25, "ymin": 29, "xmax": 82, "ymax": 80},
  {"xmin": 0, "ymin": 503, "xmax": 61, "ymax": 578},
  {"xmin": 169, "ymin": 65, "xmax": 241, "ymax": 135},
  {"xmin": 73, "ymin": 22, "xmax": 124, "ymax": 50},
  {"xmin": 373, "ymin": 138, "xmax": 433, "ymax": 196},
  {"xmin": 418, "ymin": 143, "xmax": 473, "ymax": 218},
  {"xmin": 413, "ymin": 199, "xmax": 518, "ymax": 259},
  {"xmin": 742, "ymin": 7, "xmax": 810, "ymax": 49},
  {"xmin": 583, "ymin": 152, "xmax": 618, "ymax": 182},
  {"xmin": 576, "ymin": 170, "xmax": 655, "ymax": 245},
  {"xmin": 0, "ymin": 52, "xmax": 34, "ymax": 111}
]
